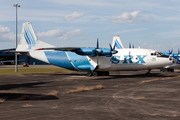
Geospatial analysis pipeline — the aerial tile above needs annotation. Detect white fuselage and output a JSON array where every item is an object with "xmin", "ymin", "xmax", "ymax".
[{"xmin": 27, "ymin": 48, "xmax": 173, "ymax": 72}]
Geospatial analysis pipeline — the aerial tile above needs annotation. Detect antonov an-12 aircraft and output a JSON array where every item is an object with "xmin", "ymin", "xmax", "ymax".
[{"xmin": 7, "ymin": 22, "xmax": 174, "ymax": 76}]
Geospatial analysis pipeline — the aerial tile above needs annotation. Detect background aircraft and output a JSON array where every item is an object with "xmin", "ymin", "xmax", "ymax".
[
  {"xmin": 161, "ymin": 50, "xmax": 180, "ymax": 72},
  {"xmin": 112, "ymin": 36, "xmax": 180, "ymax": 72},
  {"xmin": 7, "ymin": 22, "xmax": 174, "ymax": 76},
  {"xmin": 0, "ymin": 58, "xmax": 15, "ymax": 65}
]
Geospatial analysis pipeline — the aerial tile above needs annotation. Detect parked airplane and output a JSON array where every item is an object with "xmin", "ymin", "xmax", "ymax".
[
  {"xmin": 0, "ymin": 58, "xmax": 15, "ymax": 65},
  {"xmin": 6, "ymin": 22, "xmax": 174, "ymax": 76},
  {"xmin": 111, "ymin": 36, "xmax": 180, "ymax": 72}
]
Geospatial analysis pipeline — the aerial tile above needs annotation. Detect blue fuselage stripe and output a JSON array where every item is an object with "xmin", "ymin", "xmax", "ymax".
[
  {"xmin": 44, "ymin": 51, "xmax": 76, "ymax": 70},
  {"xmin": 44, "ymin": 51, "xmax": 93, "ymax": 71},
  {"xmin": 67, "ymin": 52, "xmax": 92, "ymax": 71}
]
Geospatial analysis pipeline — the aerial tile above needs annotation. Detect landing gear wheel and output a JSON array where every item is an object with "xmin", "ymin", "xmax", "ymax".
[
  {"xmin": 87, "ymin": 72, "xmax": 92, "ymax": 77},
  {"xmin": 146, "ymin": 72, "xmax": 151, "ymax": 77},
  {"xmin": 93, "ymin": 72, "xmax": 98, "ymax": 77},
  {"xmin": 145, "ymin": 69, "xmax": 151, "ymax": 77}
]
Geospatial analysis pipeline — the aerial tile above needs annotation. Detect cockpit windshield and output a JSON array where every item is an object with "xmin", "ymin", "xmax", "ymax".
[{"xmin": 151, "ymin": 51, "xmax": 168, "ymax": 58}]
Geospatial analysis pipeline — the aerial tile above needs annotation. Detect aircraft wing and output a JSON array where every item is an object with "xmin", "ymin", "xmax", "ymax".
[
  {"xmin": 36, "ymin": 46, "xmax": 117, "ymax": 57},
  {"xmin": 36, "ymin": 47, "xmax": 80, "ymax": 51}
]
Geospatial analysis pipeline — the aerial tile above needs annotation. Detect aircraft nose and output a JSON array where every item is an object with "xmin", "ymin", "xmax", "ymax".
[{"xmin": 169, "ymin": 57, "xmax": 175, "ymax": 64}]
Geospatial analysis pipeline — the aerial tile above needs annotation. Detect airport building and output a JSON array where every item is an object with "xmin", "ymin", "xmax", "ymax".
[{"xmin": 0, "ymin": 48, "xmax": 48, "ymax": 65}]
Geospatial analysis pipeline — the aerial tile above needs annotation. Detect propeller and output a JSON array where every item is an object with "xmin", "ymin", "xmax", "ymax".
[
  {"xmin": 109, "ymin": 42, "xmax": 118, "ymax": 56},
  {"xmin": 129, "ymin": 43, "xmax": 134, "ymax": 48},
  {"xmin": 93, "ymin": 38, "xmax": 103, "ymax": 68},
  {"xmin": 94, "ymin": 38, "xmax": 102, "ymax": 54},
  {"xmin": 168, "ymin": 49, "xmax": 173, "ymax": 57}
]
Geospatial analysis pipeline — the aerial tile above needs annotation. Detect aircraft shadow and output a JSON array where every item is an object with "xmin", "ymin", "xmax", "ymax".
[
  {"xmin": 0, "ymin": 93, "xmax": 58, "ymax": 101},
  {"xmin": 0, "ymin": 82, "xmax": 51, "ymax": 90},
  {"xmin": 92, "ymin": 73, "xmax": 175, "ymax": 80},
  {"xmin": 50, "ymin": 72, "xmax": 86, "ymax": 76}
]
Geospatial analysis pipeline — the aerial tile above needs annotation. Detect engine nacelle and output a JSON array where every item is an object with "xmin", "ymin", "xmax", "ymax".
[{"xmin": 73, "ymin": 48, "xmax": 117, "ymax": 56}]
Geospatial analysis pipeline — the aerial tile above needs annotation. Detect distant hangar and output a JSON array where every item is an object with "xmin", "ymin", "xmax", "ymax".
[{"xmin": 0, "ymin": 48, "xmax": 48, "ymax": 65}]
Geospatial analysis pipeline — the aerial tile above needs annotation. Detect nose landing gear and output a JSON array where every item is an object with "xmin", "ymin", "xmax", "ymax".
[{"xmin": 145, "ymin": 69, "xmax": 151, "ymax": 77}]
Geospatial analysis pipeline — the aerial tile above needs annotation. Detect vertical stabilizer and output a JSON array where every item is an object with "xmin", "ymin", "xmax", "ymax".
[
  {"xmin": 17, "ymin": 22, "xmax": 54, "ymax": 51},
  {"xmin": 19, "ymin": 22, "xmax": 37, "ymax": 47},
  {"xmin": 112, "ymin": 35, "xmax": 124, "ymax": 49}
]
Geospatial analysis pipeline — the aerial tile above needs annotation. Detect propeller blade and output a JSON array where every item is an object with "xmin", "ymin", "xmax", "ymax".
[
  {"xmin": 168, "ymin": 49, "xmax": 173, "ymax": 55},
  {"xmin": 113, "ymin": 42, "xmax": 116, "ymax": 50},
  {"xmin": 168, "ymin": 49, "xmax": 173, "ymax": 57},
  {"xmin": 129, "ymin": 43, "xmax": 131, "ymax": 48},
  {"xmin": 129, "ymin": 51, "xmax": 131, "ymax": 58},
  {"xmin": 132, "ymin": 44, "xmax": 134, "ymax": 48},
  {"xmin": 109, "ymin": 44, "xmax": 113, "ymax": 50},
  {"xmin": 97, "ymin": 38, "xmax": 99, "ymax": 49},
  {"xmin": 109, "ymin": 43, "xmax": 118, "ymax": 56}
]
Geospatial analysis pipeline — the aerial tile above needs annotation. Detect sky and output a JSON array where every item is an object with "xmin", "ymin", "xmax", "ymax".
[{"xmin": 0, "ymin": 0, "xmax": 180, "ymax": 52}]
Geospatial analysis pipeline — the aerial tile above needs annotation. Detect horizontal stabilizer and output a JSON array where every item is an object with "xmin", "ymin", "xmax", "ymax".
[{"xmin": 5, "ymin": 51, "xmax": 28, "ymax": 54}]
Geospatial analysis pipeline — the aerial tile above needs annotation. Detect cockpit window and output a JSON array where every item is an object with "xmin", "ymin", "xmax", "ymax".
[
  {"xmin": 151, "ymin": 52, "xmax": 163, "ymax": 56},
  {"xmin": 156, "ymin": 52, "xmax": 163, "ymax": 56}
]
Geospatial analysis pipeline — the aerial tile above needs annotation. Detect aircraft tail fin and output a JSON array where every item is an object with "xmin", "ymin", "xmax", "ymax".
[
  {"xmin": 112, "ymin": 35, "xmax": 124, "ymax": 49},
  {"xmin": 16, "ymin": 22, "xmax": 54, "ymax": 51},
  {"xmin": 19, "ymin": 22, "xmax": 37, "ymax": 47}
]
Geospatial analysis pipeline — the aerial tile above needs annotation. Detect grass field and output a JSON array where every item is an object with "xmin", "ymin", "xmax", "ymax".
[{"xmin": 0, "ymin": 67, "xmax": 72, "ymax": 76}]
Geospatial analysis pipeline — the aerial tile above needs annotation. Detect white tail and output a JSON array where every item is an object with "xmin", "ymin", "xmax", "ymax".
[
  {"xmin": 16, "ymin": 22, "xmax": 54, "ymax": 51},
  {"xmin": 19, "ymin": 22, "xmax": 37, "ymax": 47},
  {"xmin": 112, "ymin": 35, "xmax": 124, "ymax": 49}
]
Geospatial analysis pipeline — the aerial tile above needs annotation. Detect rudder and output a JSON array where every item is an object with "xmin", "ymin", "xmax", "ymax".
[{"xmin": 19, "ymin": 22, "xmax": 37, "ymax": 49}]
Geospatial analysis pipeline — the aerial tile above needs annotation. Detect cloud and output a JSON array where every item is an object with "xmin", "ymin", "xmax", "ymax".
[
  {"xmin": 37, "ymin": 29, "xmax": 64, "ymax": 37},
  {"xmin": 0, "ymin": 25, "xmax": 15, "ymax": 42},
  {"xmin": 64, "ymin": 12, "xmax": 84, "ymax": 21},
  {"xmin": 58, "ymin": 29, "xmax": 83, "ymax": 40},
  {"xmin": 0, "ymin": 25, "xmax": 11, "ymax": 33},
  {"xmin": 37, "ymin": 28, "xmax": 83, "ymax": 41},
  {"xmin": 112, "ymin": 10, "xmax": 141, "ymax": 23}
]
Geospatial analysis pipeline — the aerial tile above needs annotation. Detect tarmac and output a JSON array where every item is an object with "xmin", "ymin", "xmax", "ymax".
[{"xmin": 0, "ymin": 68, "xmax": 180, "ymax": 120}]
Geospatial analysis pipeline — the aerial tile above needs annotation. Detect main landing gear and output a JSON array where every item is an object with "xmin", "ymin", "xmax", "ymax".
[
  {"xmin": 87, "ymin": 71, "xmax": 109, "ymax": 77},
  {"xmin": 145, "ymin": 69, "xmax": 151, "ymax": 77}
]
